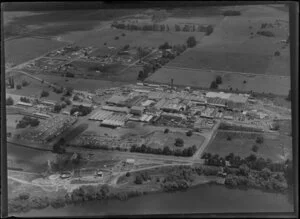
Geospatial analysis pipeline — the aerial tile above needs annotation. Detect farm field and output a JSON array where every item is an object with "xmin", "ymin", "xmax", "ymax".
[
  {"xmin": 5, "ymin": 37, "xmax": 66, "ymax": 66},
  {"xmin": 204, "ymin": 131, "xmax": 292, "ymax": 163},
  {"xmin": 144, "ymin": 131, "xmax": 205, "ymax": 150},
  {"xmin": 37, "ymin": 74, "xmax": 129, "ymax": 92},
  {"xmin": 146, "ymin": 67, "xmax": 290, "ymax": 96},
  {"xmin": 64, "ymin": 28, "xmax": 206, "ymax": 49},
  {"xmin": 6, "ymin": 72, "xmax": 63, "ymax": 102}
]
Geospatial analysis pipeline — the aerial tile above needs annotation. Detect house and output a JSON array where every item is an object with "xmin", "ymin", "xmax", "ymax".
[
  {"xmin": 126, "ymin": 159, "xmax": 135, "ymax": 164},
  {"xmin": 130, "ymin": 106, "xmax": 145, "ymax": 116}
]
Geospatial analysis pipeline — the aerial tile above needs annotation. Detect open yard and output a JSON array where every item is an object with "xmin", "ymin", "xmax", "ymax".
[
  {"xmin": 144, "ymin": 131, "xmax": 205, "ymax": 150},
  {"xmin": 204, "ymin": 131, "xmax": 292, "ymax": 163}
]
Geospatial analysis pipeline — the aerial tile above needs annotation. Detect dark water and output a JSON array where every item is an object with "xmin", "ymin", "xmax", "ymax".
[{"xmin": 15, "ymin": 184, "xmax": 293, "ymax": 217}]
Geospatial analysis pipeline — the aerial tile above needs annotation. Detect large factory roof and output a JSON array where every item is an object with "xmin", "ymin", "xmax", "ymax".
[
  {"xmin": 228, "ymin": 94, "xmax": 248, "ymax": 103},
  {"xmin": 106, "ymin": 95, "xmax": 128, "ymax": 105},
  {"xmin": 206, "ymin": 92, "xmax": 231, "ymax": 100},
  {"xmin": 102, "ymin": 105, "xmax": 129, "ymax": 113}
]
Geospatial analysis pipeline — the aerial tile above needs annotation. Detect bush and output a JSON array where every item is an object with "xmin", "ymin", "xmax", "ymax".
[
  {"xmin": 159, "ymin": 42, "xmax": 172, "ymax": 50},
  {"xmin": 22, "ymin": 80, "xmax": 29, "ymax": 87},
  {"xmin": 243, "ymin": 80, "xmax": 247, "ymax": 84},
  {"xmin": 216, "ymin": 75, "xmax": 222, "ymax": 84},
  {"xmin": 186, "ymin": 36, "xmax": 197, "ymax": 48},
  {"xmin": 134, "ymin": 175, "xmax": 143, "ymax": 184},
  {"xmin": 115, "ymin": 36, "xmax": 119, "ymax": 40},
  {"xmin": 227, "ymin": 135, "xmax": 232, "ymax": 141},
  {"xmin": 210, "ymin": 81, "xmax": 218, "ymax": 89},
  {"xmin": 164, "ymin": 128, "xmax": 169, "ymax": 134},
  {"xmin": 65, "ymin": 99, "xmax": 72, "ymax": 105},
  {"xmin": 41, "ymin": 90, "xmax": 49, "ymax": 98},
  {"xmin": 256, "ymin": 136, "xmax": 264, "ymax": 144},
  {"xmin": 186, "ymin": 130, "xmax": 193, "ymax": 137},
  {"xmin": 66, "ymin": 72, "xmax": 74, "ymax": 78},
  {"xmin": 274, "ymin": 51, "xmax": 280, "ymax": 56},
  {"xmin": 53, "ymin": 104, "xmax": 62, "ymax": 113},
  {"xmin": 50, "ymin": 197, "xmax": 66, "ymax": 208},
  {"xmin": 126, "ymin": 172, "xmax": 130, "ymax": 177},
  {"xmin": 19, "ymin": 193, "xmax": 30, "ymax": 200},
  {"xmin": 121, "ymin": 33, "xmax": 126, "ymax": 37},
  {"xmin": 73, "ymin": 95, "xmax": 80, "ymax": 101},
  {"xmin": 6, "ymin": 96, "xmax": 14, "ymax": 105},
  {"xmin": 252, "ymin": 145, "xmax": 259, "ymax": 152},
  {"xmin": 174, "ymin": 138, "xmax": 184, "ymax": 147},
  {"xmin": 16, "ymin": 84, "xmax": 22, "ymax": 89},
  {"xmin": 257, "ymin": 31, "xmax": 274, "ymax": 37}
]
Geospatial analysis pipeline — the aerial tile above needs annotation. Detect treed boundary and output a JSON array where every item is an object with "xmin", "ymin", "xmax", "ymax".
[{"xmin": 8, "ymin": 161, "xmax": 293, "ymax": 214}]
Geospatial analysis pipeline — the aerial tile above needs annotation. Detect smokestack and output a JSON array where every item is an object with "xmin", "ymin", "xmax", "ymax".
[{"xmin": 171, "ymin": 78, "xmax": 174, "ymax": 90}]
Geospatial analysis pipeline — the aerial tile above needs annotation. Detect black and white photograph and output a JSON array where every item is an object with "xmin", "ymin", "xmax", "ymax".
[{"xmin": 1, "ymin": 1, "xmax": 298, "ymax": 217}]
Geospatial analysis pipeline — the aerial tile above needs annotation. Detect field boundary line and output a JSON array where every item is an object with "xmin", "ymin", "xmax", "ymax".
[{"xmin": 162, "ymin": 65, "xmax": 291, "ymax": 78}]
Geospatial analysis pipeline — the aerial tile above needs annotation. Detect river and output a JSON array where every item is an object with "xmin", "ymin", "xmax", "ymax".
[{"xmin": 13, "ymin": 184, "xmax": 294, "ymax": 217}]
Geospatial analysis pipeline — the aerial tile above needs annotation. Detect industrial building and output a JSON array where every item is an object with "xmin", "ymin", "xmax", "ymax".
[
  {"xmin": 89, "ymin": 110, "xmax": 114, "ymax": 121},
  {"xmin": 102, "ymin": 105, "xmax": 130, "ymax": 114},
  {"xmin": 106, "ymin": 95, "xmax": 128, "ymax": 106},
  {"xmin": 16, "ymin": 101, "xmax": 33, "ymax": 107},
  {"xmin": 33, "ymin": 112, "xmax": 52, "ymax": 119},
  {"xmin": 130, "ymin": 106, "xmax": 145, "ymax": 116}
]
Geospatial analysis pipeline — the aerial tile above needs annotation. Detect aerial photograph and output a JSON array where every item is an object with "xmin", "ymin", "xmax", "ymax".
[{"xmin": 3, "ymin": 2, "xmax": 295, "ymax": 217}]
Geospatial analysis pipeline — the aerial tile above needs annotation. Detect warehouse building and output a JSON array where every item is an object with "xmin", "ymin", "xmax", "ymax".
[
  {"xmin": 161, "ymin": 112, "xmax": 187, "ymax": 120},
  {"xmin": 102, "ymin": 105, "xmax": 130, "ymax": 114},
  {"xmin": 89, "ymin": 110, "xmax": 114, "ymax": 121},
  {"xmin": 130, "ymin": 106, "xmax": 145, "ymax": 116},
  {"xmin": 72, "ymin": 102, "xmax": 93, "ymax": 108},
  {"xmin": 16, "ymin": 101, "xmax": 33, "ymax": 107},
  {"xmin": 106, "ymin": 95, "xmax": 128, "ymax": 106}
]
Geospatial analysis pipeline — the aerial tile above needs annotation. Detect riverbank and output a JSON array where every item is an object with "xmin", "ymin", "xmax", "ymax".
[{"xmin": 8, "ymin": 164, "xmax": 290, "ymax": 215}]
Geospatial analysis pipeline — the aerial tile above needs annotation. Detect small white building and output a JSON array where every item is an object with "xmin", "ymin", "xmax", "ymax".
[{"xmin": 126, "ymin": 159, "xmax": 135, "ymax": 164}]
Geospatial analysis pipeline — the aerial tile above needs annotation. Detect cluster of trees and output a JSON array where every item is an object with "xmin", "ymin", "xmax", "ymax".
[
  {"xmin": 159, "ymin": 42, "xmax": 172, "ymax": 50},
  {"xmin": 6, "ymin": 96, "xmax": 14, "ymax": 105},
  {"xmin": 174, "ymin": 138, "xmax": 184, "ymax": 147},
  {"xmin": 16, "ymin": 84, "xmax": 22, "ymax": 90},
  {"xmin": 64, "ymin": 87, "xmax": 73, "ymax": 97},
  {"xmin": 70, "ymin": 105, "xmax": 92, "ymax": 116},
  {"xmin": 65, "ymin": 72, "xmax": 75, "ymax": 78},
  {"xmin": 274, "ymin": 51, "xmax": 281, "ymax": 56},
  {"xmin": 175, "ymin": 24, "xmax": 214, "ymax": 35},
  {"xmin": 20, "ymin": 97, "xmax": 30, "ymax": 103},
  {"xmin": 261, "ymin": 23, "xmax": 274, "ymax": 29},
  {"xmin": 40, "ymin": 90, "xmax": 49, "ymax": 98},
  {"xmin": 219, "ymin": 123, "xmax": 263, "ymax": 132},
  {"xmin": 222, "ymin": 10, "xmax": 241, "ymax": 16},
  {"xmin": 202, "ymin": 152, "xmax": 286, "ymax": 173},
  {"xmin": 130, "ymin": 144, "xmax": 197, "ymax": 157},
  {"xmin": 134, "ymin": 172, "xmax": 151, "ymax": 184},
  {"xmin": 53, "ymin": 98, "xmax": 71, "ymax": 113},
  {"xmin": 16, "ymin": 116, "xmax": 40, "ymax": 129},
  {"xmin": 210, "ymin": 75, "xmax": 223, "ymax": 89},
  {"xmin": 53, "ymin": 86, "xmax": 63, "ymax": 94},
  {"xmin": 257, "ymin": 31, "xmax": 275, "ymax": 37},
  {"xmin": 51, "ymin": 152, "xmax": 83, "ymax": 171}
]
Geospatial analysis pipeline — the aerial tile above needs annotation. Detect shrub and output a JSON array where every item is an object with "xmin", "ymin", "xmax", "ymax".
[
  {"xmin": 227, "ymin": 135, "xmax": 232, "ymax": 141},
  {"xmin": 210, "ymin": 81, "xmax": 218, "ymax": 89},
  {"xmin": 252, "ymin": 145, "xmax": 259, "ymax": 152},
  {"xmin": 134, "ymin": 175, "xmax": 143, "ymax": 184},
  {"xmin": 274, "ymin": 51, "xmax": 280, "ymax": 56},
  {"xmin": 164, "ymin": 128, "xmax": 169, "ymax": 134},
  {"xmin": 41, "ymin": 90, "xmax": 49, "ymax": 98},
  {"xmin": 174, "ymin": 138, "xmax": 184, "ymax": 147},
  {"xmin": 216, "ymin": 75, "xmax": 222, "ymax": 84},
  {"xmin": 73, "ymin": 95, "xmax": 80, "ymax": 101},
  {"xmin": 22, "ymin": 80, "xmax": 29, "ymax": 87},
  {"xmin": 257, "ymin": 31, "xmax": 274, "ymax": 37},
  {"xmin": 126, "ymin": 172, "xmax": 130, "ymax": 177},
  {"xmin": 6, "ymin": 97, "xmax": 14, "ymax": 105},
  {"xmin": 16, "ymin": 84, "xmax": 22, "ymax": 89},
  {"xmin": 256, "ymin": 136, "xmax": 264, "ymax": 144},
  {"xmin": 121, "ymin": 33, "xmax": 126, "ymax": 37},
  {"xmin": 115, "ymin": 36, "xmax": 119, "ymax": 40},
  {"xmin": 19, "ymin": 193, "xmax": 30, "ymax": 200},
  {"xmin": 186, "ymin": 130, "xmax": 193, "ymax": 137},
  {"xmin": 65, "ymin": 99, "xmax": 71, "ymax": 105},
  {"xmin": 186, "ymin": 36, "xmax": 197, "ymax": 48},
  {"xmin": 243, "ymin": 80, "xmax": 247, "ymax": 84}
]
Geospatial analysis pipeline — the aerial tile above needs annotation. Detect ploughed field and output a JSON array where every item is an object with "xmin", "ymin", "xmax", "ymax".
[{"xmin": 147, "ymin": 5, "xmax": 290, "ymax": 95}]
